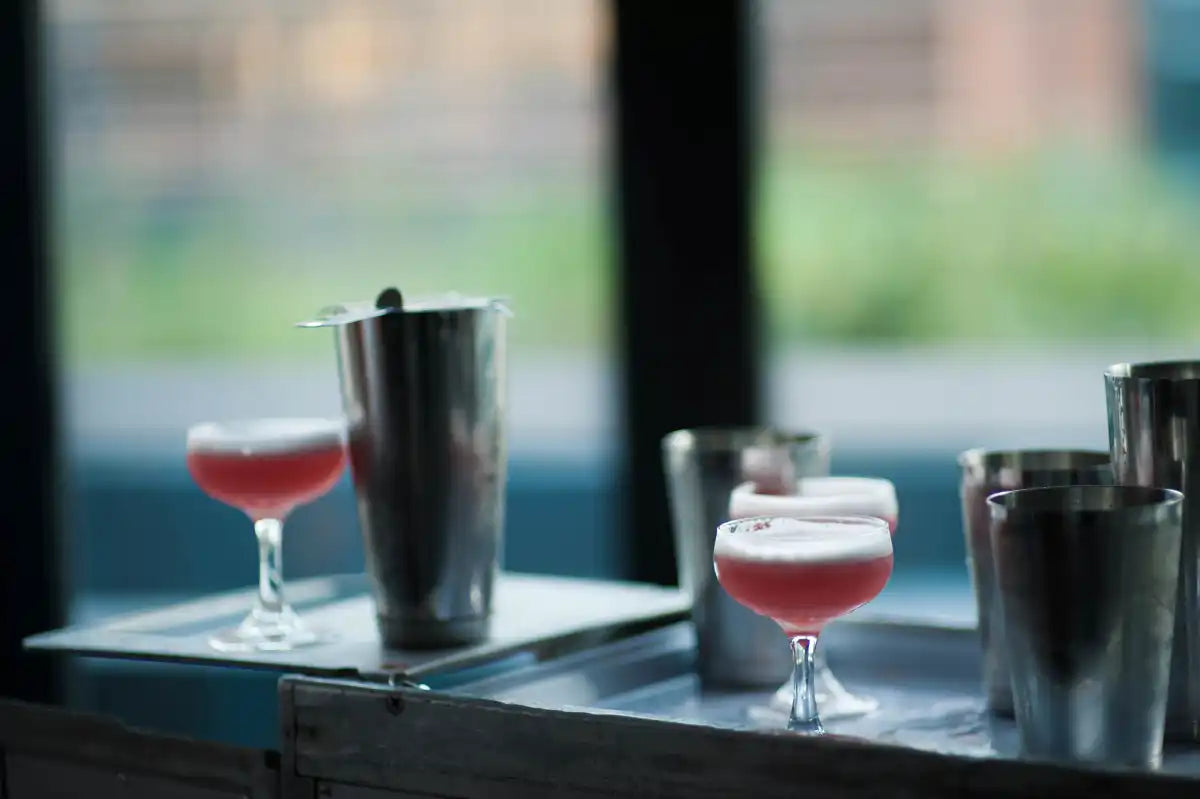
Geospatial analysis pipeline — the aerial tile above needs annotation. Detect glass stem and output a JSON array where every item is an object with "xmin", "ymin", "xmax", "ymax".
[
  {"xmin": 788, "ymin": 634, "xmax": 823, "ymax": 733},
  {"xmin": 254, "ymin": 517, "xmax": 285, "ymax": 617}
]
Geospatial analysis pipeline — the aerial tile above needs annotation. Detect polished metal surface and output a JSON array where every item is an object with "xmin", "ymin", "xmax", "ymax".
[
  {"xmin": 452, "ymin": 619, "xmax": 1200, "ymax": 778},
  {"xmin": 988, "ymin": 486, "xmax": 1183, "ymax": 768},
  {"xmin": 662, "ymin": 427, "xmax": 830, "ymax": 686},
  {"xmin": 957, "ymin": 449, "xmax": 1109, "ymax": 717},
  {"xmin": 23, "ymin": 573, "xmax": 688, "ymax": 682},
  {"xmin": 302, "ymin": 289, "xmax": 508, "ymax": 648},
  {"xmin": 1107, "ymin": 361, "xmax": 1200, "ymax": 741}
]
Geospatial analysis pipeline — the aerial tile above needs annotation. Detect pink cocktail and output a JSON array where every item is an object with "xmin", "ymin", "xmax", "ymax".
[
  {"xmin": 715, "ymin": 550, "xmax": 893, "ymax": 636},
  {"xmin": 714, "ymin": 516, "xmax": 893, "ymax": 733},
  {"xmin": 187, "ymin": 418, "xmax": 346, "ymax": 652},
  {"xmin": 729, "ymin": 476, "xmax": 898, "ymax": 719},
  {"xmin": 188, "ymin": 444, "xmax": 344, "ymax": 519}
]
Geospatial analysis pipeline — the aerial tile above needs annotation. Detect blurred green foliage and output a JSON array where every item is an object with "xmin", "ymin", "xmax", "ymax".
[
  {"xmin": 58, "ymin": 175, "xmax": 611, "ymax": 362},
  {"xmin": 58, "ymin": 151, "xmax": 1200, "ymax": 363},
  {"xmin": 760, "ymin": 151, "xmax": 1200, "ymax": 344}
]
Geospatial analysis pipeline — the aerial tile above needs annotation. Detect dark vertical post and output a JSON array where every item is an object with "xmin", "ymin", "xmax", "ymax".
[
  {"xmin": 613, "ymin": 1, "xmax": 759, "ymax": 585},
  {"xmin": 0, "ymin": 0, "xmax": 62, "ymax": 702}
]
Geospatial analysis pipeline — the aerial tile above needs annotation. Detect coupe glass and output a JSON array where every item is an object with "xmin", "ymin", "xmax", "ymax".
[
  {"xmin": 714, "ymin": 515, "xmax": 893, "ymax": 733},
  {"xmin": 730, "ymin": 476, "xmax": 898, "ymax": 718},
  {"xmin": 186, "ymin": 418, "xmax": 346, "ymax": 652}
]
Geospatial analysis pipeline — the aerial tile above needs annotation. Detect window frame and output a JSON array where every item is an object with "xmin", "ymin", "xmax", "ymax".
[
  {"xmin": 614, "ymin": 0, "xmax": 759, "ymax": 585},
  {"xmin": 3, "ymin": 0, "xmax": 62, "ymax": 703}
]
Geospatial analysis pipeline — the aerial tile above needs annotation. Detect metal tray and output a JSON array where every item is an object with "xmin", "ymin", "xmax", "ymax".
[
  {"xmin": 451, "ymin": 618, "xmax": 1199, "ymax": 775},
  {"xmin": 24, "ymin": 572, "xmax": 689, "ymax": 684},
  {"xmin": 279, "ymin": 619, "xmax": 1200, "ymax": 798}
]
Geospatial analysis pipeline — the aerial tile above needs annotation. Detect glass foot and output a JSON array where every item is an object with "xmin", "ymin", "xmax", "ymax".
[
  {"xmin": 787, "ymin": 716, "xmax": 825, "ymax": 735},
  {"xmin": 209, "ymin": 605, "xmax": 327, "ymax": 652},
  {"xmin": 766, "ymin": 665, "xmax": 878, "ymax": 721}
]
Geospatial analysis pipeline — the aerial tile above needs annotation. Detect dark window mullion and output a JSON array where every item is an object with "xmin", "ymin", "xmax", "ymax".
[
  {"xmin": 614, "ymin": 0, "xmax": 760, "ymax": 585},
  {"xmin": 1, "ymin": 0, "xmax": 62, "ymax": 703}
]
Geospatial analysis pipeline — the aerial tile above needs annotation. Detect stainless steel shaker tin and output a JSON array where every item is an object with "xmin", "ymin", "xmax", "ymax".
[
  {"xmin": 1107, "ymin": 361, "xmax": 1200, "ymax": 741},
  {"xmin": 958, "ymin": 449, "xmax": 1110, "ymax": 716},
  {"xmin": 302, "ymin": 289, "xmax": 509, "ymax": 649},
  {"xmin": 988, "ymin": 485, "xmax": 1183, "ymax": 768}
]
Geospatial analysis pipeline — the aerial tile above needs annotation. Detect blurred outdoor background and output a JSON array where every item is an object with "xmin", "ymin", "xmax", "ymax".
[{"xmin": 49, "ymin": 0, "xmax": 1200, "ymax": 742}]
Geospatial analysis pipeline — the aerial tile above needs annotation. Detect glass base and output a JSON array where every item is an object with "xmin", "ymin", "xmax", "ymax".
[
  {"xmin": 786, "ymin": 716, "xmax": 825, "ymax": 735},
  {"xmin": 749, "ymin": 665, "xmax": 878, "ymax": 723},
  {"xmin": 208, "ymin": 605, "xmax": 328, "ymax": 652}
]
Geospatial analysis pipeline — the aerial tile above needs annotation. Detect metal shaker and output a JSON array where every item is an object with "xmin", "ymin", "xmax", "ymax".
[
  {"xmin": 662, "ymin": 427, "xmax": 830, "ymax": 686},
  {"xmin": 958, "ymin": 449, "xmax": 1109, "ymax": 716},
  {"xmin": 1106, "ymin": 361, "xmax": 1200, "ymax": 740},
  {"xmin": 989, "ymin": 485, "xmax": 1182, "ymax": 769},
  {"xmin": 301, "ymin": 288, "xmax": 508, "ymax": 649}
]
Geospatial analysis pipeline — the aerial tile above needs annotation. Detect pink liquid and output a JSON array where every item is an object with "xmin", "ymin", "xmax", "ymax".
[
  {"xmin": 714, "ymin": 553, "xmax": 893, "ymax": 636},
  {"xmin": 187, "ymin": 444, "xmax": 346, "ymax": 519}
]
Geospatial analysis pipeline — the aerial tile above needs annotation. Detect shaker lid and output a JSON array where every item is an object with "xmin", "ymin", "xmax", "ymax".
[
  {"xmin": 297, "ymin": 288, "xmax": 510, "ymax": 327},
  {"xmin": 404, "ymin": 291, "xmax": 510, "ymax": 314}
]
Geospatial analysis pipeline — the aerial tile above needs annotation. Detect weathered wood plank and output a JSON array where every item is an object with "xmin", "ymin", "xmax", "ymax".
[
  {"xmin": 317, "ymin": 773, "xmax": 593, "ymax": 799},
  {"xmin": 319, "ymin": 784, "xmax": 461, "ymax": 799},
  {"xmin": 278, "ymin": 680, "xmax": 315, "ymax": 799},
  {"xmin": 0, "ymin": 700, "xmax": 277, "ymax": 799},
  {"xmin": 6, "ymin": 754, "xmax": 243, "ymax": 799},
  {"xmin": 290, "ymin": 680, "xmax": 1199, "ymax": 799}
]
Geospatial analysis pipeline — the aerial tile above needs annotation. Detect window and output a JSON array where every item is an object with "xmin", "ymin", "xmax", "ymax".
[{"xmin": 759, "ymin": 0, "xmax": 1200, "ymax": 611}]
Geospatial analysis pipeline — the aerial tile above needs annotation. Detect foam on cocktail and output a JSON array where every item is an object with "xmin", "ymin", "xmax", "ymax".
[
  {"xmin": 729, "ymin": 477, "xmax": 898, "ymax": 526},
  {"xmin": 714, "ymin": 516, "xmax": 892, "ymax": 565},
  {"xmin": 187, "ymin": 418, "xmax": 343, "ymax": 455}
]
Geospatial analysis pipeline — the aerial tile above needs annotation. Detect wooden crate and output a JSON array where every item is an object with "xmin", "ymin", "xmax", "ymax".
[
  {"xmin": 278, "ymin": 634, "xmax": 1200, "ymax": 799},
  {"xmin": 17, "ymin": 573, "xmax": 687, "ymax": 798},
  {"xmin": 0, "ymin": 699, "xmax": 277, "ymax": 799}
]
